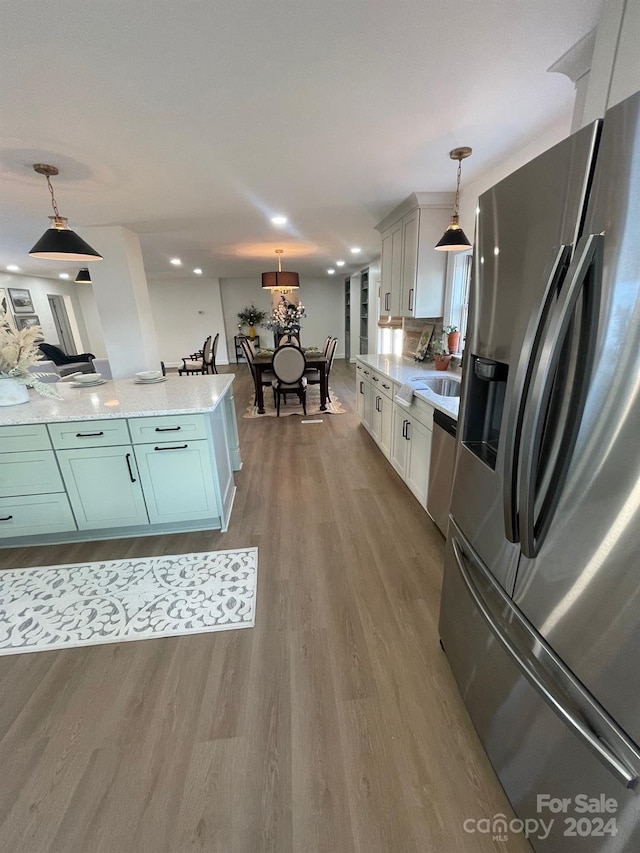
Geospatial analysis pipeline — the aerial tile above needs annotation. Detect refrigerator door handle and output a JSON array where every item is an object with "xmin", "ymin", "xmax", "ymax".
[
  {"xmin": 518, "ymin": 233, "xmax": 603, "ymax": 558},
  {"xmin": 502, "ymin": 245, "xmax": 572, "ymax": 542},
  {"xmin": 451, "ymin": 534, "xmax": 640, "ymax": 789}
]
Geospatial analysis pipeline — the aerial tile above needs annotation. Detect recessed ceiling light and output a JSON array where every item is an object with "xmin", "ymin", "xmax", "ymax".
[
  {"xmin": 58, "ymin": 273, "xmax": 70, "ymax": 279},
  {"xmin": 327, "ymin": 268, "xmax": 335, "ymax": 275},
  {"xmin": 271, "ymin": 215, "xmax": 287, "ymax": 225},
  {"xmin": 6, "ymin": 265, "xmax": 20, "ymax": 272},
  {"xmin": 170, "ymin": 258, "xmax": 182, "ymax": 266},
  {"xmin": 336, "ymin": 260, "xmax": 345, "ymax": 267},
  {"xmin": 350, "ymin": 247, "xmax": 361, "ymax": 254},
  {"xmin": 193, "ymin": 268, "xmax": 203, "ymax": 275}
]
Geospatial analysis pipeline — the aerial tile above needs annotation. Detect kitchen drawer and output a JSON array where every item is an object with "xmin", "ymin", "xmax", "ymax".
[
  {"xmin": 48, "ymin": 419, "xmax": 131, "ymax": 449},
  {"xmin": 127, "ymin": 413, "xmax": 207, "ymax": 444},
  {"xmin": 0, "ymin": 450, "xmax": 64, "ymax": 498},
  {"xmin": 0, "ymin": 423, "xmax": 52, "ymax": 453},
  {"xmin": 0, "ymin": 493, "xmax": 77, "ymax": 538},
  {"xmin": 371, "ymin": 369, "xmax": 395, "ymax": 400}
]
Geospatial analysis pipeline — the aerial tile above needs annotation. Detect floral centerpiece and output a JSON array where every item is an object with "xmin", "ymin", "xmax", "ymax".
[
  {"xmin": 267, "ymin": 296, "xmax": 306, "ymax": 336},
  {"xmin": 0, "ymin": 311, "xmax": 61, "ymax": 402},
  {"xmin": 237, "ymin": 304, "xmax": 267, "ymax": 339}
]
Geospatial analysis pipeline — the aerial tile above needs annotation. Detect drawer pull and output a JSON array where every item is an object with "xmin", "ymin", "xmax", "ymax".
[
  {"xmin": 154, "ymin": 444, "xmax": 188, "ymax": 451},
  {"xmin": 372, "ymin": 376, "xmax": 379, "ymax": 382},
  {"xmin": 364, "ymin": 370, "xmax": 370, "ymax": 376},
  {"xmin": 76, "ymin": 431, "xmax": 104, "ymax": 438},
  {"xmin": 125, "ymin": 452, "xmax": 137, "ymax": 483},
  {"xmin": 382, "ymin": 383, "xmax": 390, "ymax": 389},
  {"xmin": 154, "ymin": 426, "xmax": 182, "ymax": 432},
  {"xmin": 0, "ymin": 515, "xmax": 13, "ymax": 522}
]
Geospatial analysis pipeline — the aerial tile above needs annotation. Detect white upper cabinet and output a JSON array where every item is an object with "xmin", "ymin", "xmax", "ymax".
[{"xmin": 376, "ymin": 193, "xmax": 453, "ymax": 318}]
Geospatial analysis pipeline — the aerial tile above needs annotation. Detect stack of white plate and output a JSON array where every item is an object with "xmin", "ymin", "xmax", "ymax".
[
  {"xmin": 71, "ymin": 373, "xmax": 105, "ymax": 387},
  {"xmin": 135, "ymin": 370, "xmax": 166, "ymax": 385}
]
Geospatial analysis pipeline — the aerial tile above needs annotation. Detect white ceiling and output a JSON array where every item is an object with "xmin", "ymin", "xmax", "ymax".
[{"xmin": 0, "ymin": 0, "xmax": 603, "ymax": 282}]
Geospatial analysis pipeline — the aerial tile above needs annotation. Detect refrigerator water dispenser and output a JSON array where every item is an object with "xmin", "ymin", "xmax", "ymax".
[{"xmin": 462, "ymin": 355, "xmax": 508, "ymax": 470}]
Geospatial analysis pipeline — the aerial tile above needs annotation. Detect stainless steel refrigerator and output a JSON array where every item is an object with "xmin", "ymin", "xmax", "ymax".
[{"xmin": 439, "ymin": 89, "xmax": 640, "ymax": 852}]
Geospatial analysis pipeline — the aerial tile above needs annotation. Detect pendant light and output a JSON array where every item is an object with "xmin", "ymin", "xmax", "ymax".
[
  {"xmin": 74, "ymin": 268, "xmax": 92, "ymax": 283},
  {"xmin": 261, "ymin": 249, "xmax": 300, "ymax": 289},
  {"xmin": 28, "ymin": 164, "xmax": 103, "ymax": 261},
  {"xmin": 435, "ymin": 147, "xmax": 473, "ymax": 251}
]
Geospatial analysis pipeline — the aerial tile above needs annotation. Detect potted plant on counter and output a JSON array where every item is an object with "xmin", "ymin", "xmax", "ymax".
[
  {"xmin": 237, "ymin": 305, "xmax": 267, "ymax": 339},
  {"xmin": 0, "ymin": 310, "xmax": 61, "ymax": 405},
  {"xmin": 432, "ymin": 340, "xmax": 452, "ymax": 372},
  {"xmin": 444, "ymin": 325, "xmax": 460, "ymax": 354}
]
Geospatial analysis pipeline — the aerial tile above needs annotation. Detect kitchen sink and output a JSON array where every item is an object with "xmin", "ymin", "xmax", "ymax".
[{"xmin": 422, "ymin": 378, "xmax": 461, "ymax": 397}]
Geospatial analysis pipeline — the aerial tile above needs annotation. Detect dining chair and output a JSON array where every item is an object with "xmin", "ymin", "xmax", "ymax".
[
  {"xmin": 278, "ymin": 333, "xmax": 300, "ymax": 348},
  {"xmin": 306, "ymin": 337, "xmax": 337, "ymax": 402},
  {"xmin": 179, "ymin": 335, "xmax": 212, "ymax": 375},
  {"xmin": 322, "ymin": 335, "xmax": 332, "ymax": 356},
  {"xmin": 241, "ymin": 338, "xmax": 275, "ymax": 406},
  {"xmin": 207, "ymin": 332, "xmax": 220, "ymax": 374},
  {"xmin": 271, "ymin": 344, "xmax": 307, "ymax": 416}
]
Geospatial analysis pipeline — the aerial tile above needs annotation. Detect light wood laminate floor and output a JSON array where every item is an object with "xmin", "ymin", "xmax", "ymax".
[{"xmin": 0, "ymin": 360, "xmax": 530, "ymax": 853}]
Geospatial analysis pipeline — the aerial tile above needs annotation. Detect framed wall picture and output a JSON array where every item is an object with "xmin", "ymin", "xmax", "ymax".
[
  {"xmin": 8, "ymin": 287, "xmax": 35, "ymax": 313},
  {"xmin": 15, "ymin": 315, "xmax": 41, "ymax": 330},
  {"xmin": 0, "ymin": 288, "xmax": 16, "ymax": 328}
]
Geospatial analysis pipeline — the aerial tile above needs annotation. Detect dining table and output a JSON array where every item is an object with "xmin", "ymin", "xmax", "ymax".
[{"xmin": 252, "ymin": 348, "xmax": 328, "ymax": 414}]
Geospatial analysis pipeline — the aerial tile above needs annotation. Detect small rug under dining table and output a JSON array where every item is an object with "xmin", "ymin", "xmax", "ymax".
[{"xmin": 0, "ymin": 548, "xmax": 257, "ymax": 655}]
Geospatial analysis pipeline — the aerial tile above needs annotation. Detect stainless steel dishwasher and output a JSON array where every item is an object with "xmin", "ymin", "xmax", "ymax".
[{"xmin": 426, "ymin": 410, "xmax": 457, "ymax": 535}]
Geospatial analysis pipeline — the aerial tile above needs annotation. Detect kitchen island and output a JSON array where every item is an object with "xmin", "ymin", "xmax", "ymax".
[{"xmin": 0, "ymin": 374, "xmax": 240, "ymax": 547}]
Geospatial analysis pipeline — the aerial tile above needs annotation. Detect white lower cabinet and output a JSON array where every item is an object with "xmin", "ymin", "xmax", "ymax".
[
  {"xmin": 357, "ymin": 365, "xmax": 395, "ymax": 460},
  {"xmin": 56, "ymin": 446, "xmax": 148, "ymax": 529},
  {"xmin": 391, "ymin": 404, "xmax": 433, "ymax": 508}
]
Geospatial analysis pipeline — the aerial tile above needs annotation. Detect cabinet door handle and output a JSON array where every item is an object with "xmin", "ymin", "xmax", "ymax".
[
  {"xmin": 125, "ymin": 452, "xmax": 136, "ymax": 483},
  {"xmin": 154, "ymin": 444, "xmax": 188, "ymax": 451},
  {"xmin": 405, "ymin": 420, "xmax": 411, "ymax": 441},
  {"xmin": 402, "ymin": 419, "xmax": 408, "ymax": 438},
  {"xmin": 0, "ymin": 515, "xmax": 13, "ymax": 522},
  {"xmin": 408, "ymin": 288, "xmax": 414, "ymax": 312},
  {"xmin": 76, "ymin": 431, "xmax": 104, "ymax": 438},
  {"xmin": 360, "ymin": 381, "xmax": 364, "ymax": 394},
  {"xmin": 385, "ymin": 292, "xmax": 390, "ymax": 312},
  {"xmin": 155, "ymin": 426, "xmax": 181, "ymax": 432}
]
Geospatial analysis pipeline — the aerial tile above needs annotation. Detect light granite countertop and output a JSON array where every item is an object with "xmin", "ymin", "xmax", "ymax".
[
  {"xmin": 356, "ymin": 354, "xmax": 461, "ymax": 420},
  {"xmin": 0, "ymin": 374, "xmax": 235, "ymax": 426}
]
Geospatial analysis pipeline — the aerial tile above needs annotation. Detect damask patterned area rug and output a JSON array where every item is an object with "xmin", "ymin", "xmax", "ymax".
[
  {"xmin": 0, "ymin": 549, "xmax": 257, "ymax": 655},
  {"xmin": 243, "ymin": 386, "xmax": 345, "ymax": 418}
]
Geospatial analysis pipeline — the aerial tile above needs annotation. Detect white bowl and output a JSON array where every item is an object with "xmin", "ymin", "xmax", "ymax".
[
  {"xmin": 76, "ymin": 373, "xmax": 102, "ymax": 383},
  {"xmin": 136, "ymin": 370, "xmax": 162, "ymax": 380}
]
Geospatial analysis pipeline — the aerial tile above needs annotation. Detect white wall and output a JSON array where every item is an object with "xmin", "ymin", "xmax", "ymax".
[
  {"xmin": 0, "ymin": 271, "xmax": 91, "ymax": 353},
  {"xmin": 219, "ymin": 276, "xmax": 346, "ymax": 358},
  {"xmin": 148, "ymin": 277, "xmax": 229, "ymax": 367}
]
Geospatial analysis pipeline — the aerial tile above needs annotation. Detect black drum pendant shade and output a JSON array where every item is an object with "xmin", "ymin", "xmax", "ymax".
[
  {"xmin": 262, "ymin": 249, "xmax": 300, "ymax": 289},
  {"xmin": 28, "ymin": 164, "xmax": 103, "ymax": 262},
  {"xmin": 435, "ymin": 147, "xmax": 473, "ymax": 252}
]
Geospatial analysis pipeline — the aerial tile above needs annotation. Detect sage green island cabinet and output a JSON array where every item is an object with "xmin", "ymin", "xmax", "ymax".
[{"xmin": 0, "ymin": 374, "xmax": 241, "ymax": 547}]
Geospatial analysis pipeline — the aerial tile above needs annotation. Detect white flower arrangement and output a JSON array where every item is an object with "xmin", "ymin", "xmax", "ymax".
[
  {"xmin": 0, "ymin": 311, "xmax": 62, "ymax": 398},
  {"xmin": 266, "ymin": 296, "xmax": 307, "ymax": 333}
]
